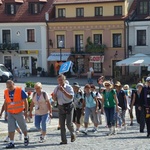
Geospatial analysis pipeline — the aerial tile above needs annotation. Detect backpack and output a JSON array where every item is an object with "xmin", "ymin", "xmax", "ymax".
[
  {"xmin": 84, "ymin": 92, "xmax": 101, "ymax": 109},
  {"xmin": 32, "ymin": 91, "xmax": 47, "ymax": 100}
]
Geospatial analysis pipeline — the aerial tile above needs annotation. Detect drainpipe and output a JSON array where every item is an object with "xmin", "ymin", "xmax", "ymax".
[
  {"xmin": 46, "ymin": 21, "xmax": 50, "ymax": 73},
  {"xmin": 125, "ymin": 19, "xmax": 129, "ymax": 75}
]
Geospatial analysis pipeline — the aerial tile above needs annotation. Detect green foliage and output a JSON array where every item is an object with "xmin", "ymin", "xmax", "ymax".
[
  {"xmin": 25, "ymin": 81, "xmax": 31, "ymax": 87},
  {"xmin": 131, "ymin": 84, "xmax": 136, "ymax": 89},
  {"xmin": 49, "ymin": 64, "xmax": 55, "ymax": 77},
  {"xmin": 85, "ymin": 37, "xmax": 107, "ymax": 54},
  {"xmin": 25, "ymin": 81, "xmax": 35, "ymax": 88}
]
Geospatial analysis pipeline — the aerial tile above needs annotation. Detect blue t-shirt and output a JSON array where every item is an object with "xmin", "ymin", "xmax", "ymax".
[
  {"xmin": 84, "ymin": 93, "xmax": 96, "ymax": 108},
  {"xmin": 4, "ymin": 89, "xmax": 27, "ymax": 100}
]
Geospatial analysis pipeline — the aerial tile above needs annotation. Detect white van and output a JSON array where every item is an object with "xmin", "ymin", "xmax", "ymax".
[{"xmin": 0, "ymin": 64, "xmax": 13, "ymax": 82}]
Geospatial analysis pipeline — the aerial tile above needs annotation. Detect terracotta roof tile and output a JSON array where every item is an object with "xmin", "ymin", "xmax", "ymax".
[
  {"xmin": 0, "ymin": 0, "xmax": 54, "ymax": 23},
  {"xmin": 54, "ymin": 0, "xmax": 124, "ymax": 4}
]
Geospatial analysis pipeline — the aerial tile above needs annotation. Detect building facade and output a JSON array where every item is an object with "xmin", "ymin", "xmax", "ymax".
[
  {"xmin": 0, "ymin": 0, "xmax": 53, "ymax": 75},
  {"xmin": 127, "ymin": 0, "xmax": 150, "ymax": 77},
  {"xmin": 48, "ymin": 0, "xmax": 134, "ymax": 77}
]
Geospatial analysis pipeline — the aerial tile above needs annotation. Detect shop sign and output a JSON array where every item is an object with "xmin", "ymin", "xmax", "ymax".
[
  {"xmin": 28, "ymin": 50, "xmax": 38, "ymax": 54},
  {"xmin": 90, "ymin": 55, "xmax": 104, "ymax": 63}
]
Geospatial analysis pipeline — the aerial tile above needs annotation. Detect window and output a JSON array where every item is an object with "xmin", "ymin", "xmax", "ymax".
[
  {"xmin": 76, "ymin": 8, "xmax": 84, "ymax": 17},
  {"xmin": 28, "ymin": 3, "xmax": 44, "ymax": 14},
  {"xmin": 93, "ymin": 63, "xmax": 102, "ymax": 73},
  {"xmin": 114, "ymin": 6, "xmax": 122, "ymax": 15},
  {"xmin": 93, "ymin": 34, "xmax": 102, "ymax": 45},
  {"xmin": 139, "ymin": 1, "xmax": 148, "ymax": 14},
  {"xmin": 95, "ymin": 7, "xmax": 103, "ymax": 16},
  {"xmin": 2, "ymin": 30, "xmax": 11, "ymax": 43},
  {"xmin": 21, "ymin": 57, "xmax": 29, "ymax": 69},
  {"xmin": 137, "ymin": 30, "xmax": 146, "ymax": 46},
  {"xmin": 75, "ymin": 35, "xmax": 83, "ymax": 52},
  {"xmin": 113, "ymin": 33, "xmax": 122, "ymax": 47},
  {"xmin": 5, "ymin": 4, "xmax": 18, "ymax": 15},
  {"xmin": 27, "ymin": 29, "xmax": 35, "ymax": 42},
  {"xmin": 57, "ymin": 35, "xmax": 65, "ymax": 48},
  {"xmin": 58, "ymin": 8, "xmax": 65, "ymax": 17}
]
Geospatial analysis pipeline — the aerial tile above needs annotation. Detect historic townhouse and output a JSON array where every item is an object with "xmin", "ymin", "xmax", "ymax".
[
  {"xmin": 0, "ymin": 0, "xmax": 54, "ymax": 76},
  {"xmin": 126, "ymin": 0, "xmax": 150, "ymax": 77},
  {"xmin": 47, "ymin": 0, "xmax": 134, "ymax": 77}
]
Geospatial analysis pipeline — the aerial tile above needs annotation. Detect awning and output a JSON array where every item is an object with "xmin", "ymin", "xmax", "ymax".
[{"xmin": 47, "ymin": 53, "xmax": 70, "ymax": 61}]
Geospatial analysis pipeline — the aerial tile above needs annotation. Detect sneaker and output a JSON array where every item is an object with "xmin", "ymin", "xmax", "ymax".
[
  {"xmin": 6, "ymin": 143, "xmax": 15, "ymax": 149},
  {"xmin": 4, "ymin": 136, "xmax": 10, "ymax": 142},
  {"xmin": 93, "ymin": 129, "xmax": 98, "ymax": 134},
  {"xmin": 83, "ymin": 129, "xmax": 88, "ymax": 135},
  {"xmin": 76, "ymin": 129, "xmax": 79, "ymax": 134},
  {"xmin": 24, "ymin": 136, "xmax": 29, "ymax": 146},
  {"xmin": 39, "ymin": 136, "xmax": 46, "ymax": 143},
  {"xmin": 18, "ymin": 133, "xmax": 22, "ymax": 141}
]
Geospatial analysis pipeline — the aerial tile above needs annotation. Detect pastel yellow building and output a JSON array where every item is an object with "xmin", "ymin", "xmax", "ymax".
[{"xmin": 47, "ymin": 0, "xmax": 134, "ymax": 78}]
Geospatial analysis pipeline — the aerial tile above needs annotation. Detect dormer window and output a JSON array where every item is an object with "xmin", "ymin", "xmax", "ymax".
[
  {"xmin": 5, "ymin": 3, "xmax": 18, "ymax": 15},
  {"xmin": 28, "ymin": 2, "xmax": 44, "ymax": 14}
]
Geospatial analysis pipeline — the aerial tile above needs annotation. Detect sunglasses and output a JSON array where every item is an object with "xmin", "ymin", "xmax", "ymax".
[{"xmin": 105, "ymin": 84, "xmax": 110, "ymax": 87}]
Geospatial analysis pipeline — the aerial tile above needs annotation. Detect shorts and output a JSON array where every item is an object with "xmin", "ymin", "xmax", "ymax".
[
  {"xmin": 84, "ymin": 106, "xmax": 98, "ymax": 124},
  {"xmin": 8, "ymin": 112, "xmax": 27, "ymax": 132}
]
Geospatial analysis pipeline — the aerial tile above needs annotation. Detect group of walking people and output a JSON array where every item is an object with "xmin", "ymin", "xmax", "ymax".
[{"xmin": 1, "ymin": 74, "xmax": 150, "ymax": 148}]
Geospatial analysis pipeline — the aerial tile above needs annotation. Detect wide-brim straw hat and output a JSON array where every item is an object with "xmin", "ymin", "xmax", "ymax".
[
  {"xmin": 103, "ymin": 80, "xmax": 113, "ymax": 89},
  {"xmin": 114, "ymin": 81, "xmax": 122, "ymax": 87}
]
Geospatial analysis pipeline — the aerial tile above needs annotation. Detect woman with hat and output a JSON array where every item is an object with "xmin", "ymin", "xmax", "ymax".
[
  {"xmin": 131, "ymin": 83, "xmax": 145, "ymax": 132},
  {"xmin": 139, "ymin": 76, "xmax": 150, "ymax": 137},
  {"xmin": 114, "ymin": 81, "xmax": 127, "ymax": 127},
  {"xmin": 101, "ymin": 81, "xmax": 119, "ymax": 135},
  {"xmin": 72, "ymin": 82, "xmax": 84, "ymax": 133}
]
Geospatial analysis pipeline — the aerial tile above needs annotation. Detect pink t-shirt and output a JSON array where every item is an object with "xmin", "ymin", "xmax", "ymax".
[{"xmin": 32, "ymin": 92, "xmax": 49, "ymax": 115}]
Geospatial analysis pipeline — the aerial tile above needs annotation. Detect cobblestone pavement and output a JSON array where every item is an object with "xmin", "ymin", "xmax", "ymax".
[
  {"xmin": 0, "ymin": 77, "xmax": 149, "ymax": 150},
  {"xmin": 0, "ymin": 118, "xmax": 149, "ymax": 150}
]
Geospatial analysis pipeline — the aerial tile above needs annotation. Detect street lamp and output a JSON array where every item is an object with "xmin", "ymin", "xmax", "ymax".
[{"xmin": 59, "ymin": 40, "xmax": 63, "ymax": 62}]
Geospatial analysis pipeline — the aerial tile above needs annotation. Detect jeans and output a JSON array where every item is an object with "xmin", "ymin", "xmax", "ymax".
[
  {"xmin": 104, "ymin": 107, "xmax": 115, "ymax": 128},
  {"xmin": 35, "ymin": 113, "xmax": 48, "ymax": 132}
]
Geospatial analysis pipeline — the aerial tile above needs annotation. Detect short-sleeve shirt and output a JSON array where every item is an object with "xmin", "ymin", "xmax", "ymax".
[
  {"xmin": 103, "ymin": 89, "xmax": 116, "ymax": 108},
  {"xmin": 4, "ymin": 89, "xmax": 27, "ymax": 100},
  {"xmin": 84, "ymin": 92, "xmax": 97, "ymax": 108},
  {"xmin": 74, "ymin": 90, "xmax": 84, "ymax": 109},
  {"xmin": 53, "ymin": 83, "xmax": 74, "ymax": 105},
  {"xmin": 32, "ymin": 91, "xmax": 49, "ymax": 115},
  {"xmin": 116, "ymin": 90, "xmax": 126, "ymax": 110}
]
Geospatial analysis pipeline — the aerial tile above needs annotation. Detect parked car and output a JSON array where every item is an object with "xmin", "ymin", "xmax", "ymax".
[{"xmin": 0, "ymin": 64, "xmax": 13, "ymax": 82}]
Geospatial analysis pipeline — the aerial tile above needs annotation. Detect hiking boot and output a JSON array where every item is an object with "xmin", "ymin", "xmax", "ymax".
[
  {"xmin": 24, "ymin": 136, "xmax": 29, "ymax": 146},
  {"xmin": 71, "ymin": 134, "xmax": 76, "ymax": 142},
  {"xmin": 6, "ymin": 143, "xmax": 15, "ymax": 149}
]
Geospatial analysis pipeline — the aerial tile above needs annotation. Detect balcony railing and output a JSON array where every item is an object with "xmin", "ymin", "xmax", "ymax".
[{"xmin": 0, "ymin": 43, "xmax": 19, "ymax": 51}]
